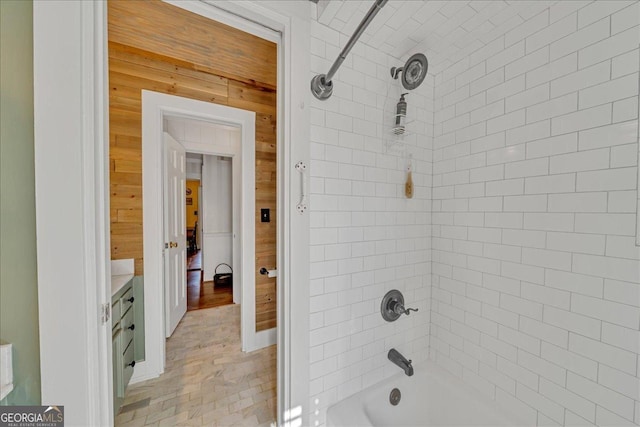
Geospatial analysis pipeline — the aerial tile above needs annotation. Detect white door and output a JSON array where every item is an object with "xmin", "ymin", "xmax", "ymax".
[{"xmin": 164, "ymin": 132, "xmax": 187, "ymax": 337}]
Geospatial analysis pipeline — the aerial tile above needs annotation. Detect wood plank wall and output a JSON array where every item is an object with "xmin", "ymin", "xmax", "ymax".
[{"xmin": 108, "ymin": 0, "xmax": 277, "ymax": 331}]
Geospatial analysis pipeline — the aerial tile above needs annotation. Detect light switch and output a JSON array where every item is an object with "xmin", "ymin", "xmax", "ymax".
[{"xmin": 261, "ymin": 208, "xmax": 270, "ymax": 223}]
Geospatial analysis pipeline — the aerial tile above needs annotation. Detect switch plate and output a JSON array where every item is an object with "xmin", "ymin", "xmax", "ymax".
[{"xmin": 261, "ymin": 208, "xmax": 270, "ymax": 223}]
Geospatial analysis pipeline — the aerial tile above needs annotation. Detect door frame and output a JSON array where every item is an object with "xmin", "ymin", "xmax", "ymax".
[
  {"xmin": 33, "ymin": 1, "xmax": 310, "ymax": 426},
  {"xmin": 136, "ymin": 91, "xmax": 266, "ymax": 383},
  {"xmin": 177, "ymin": 6, "xmax": 311, "ymax": 424},
  {"xmin": 33, "ymin": 1, "xmax": 112, "ymax": 425}
]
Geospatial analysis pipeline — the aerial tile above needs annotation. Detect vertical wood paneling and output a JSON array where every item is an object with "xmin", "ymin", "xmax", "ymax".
[{"xmin": 108, "ymin": 0, "xmax": 277, "ymax": 331}]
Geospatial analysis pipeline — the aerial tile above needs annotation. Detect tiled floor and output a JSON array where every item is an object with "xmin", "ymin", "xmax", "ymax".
[{"xmin": 115, "ymin": 305, "xmax": 276, "ymax": 427}]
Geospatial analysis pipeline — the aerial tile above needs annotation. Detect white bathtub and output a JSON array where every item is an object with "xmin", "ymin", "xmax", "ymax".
[{"xmin": 326, "ymin": 361, "xmax": 530, "ymax": 427}]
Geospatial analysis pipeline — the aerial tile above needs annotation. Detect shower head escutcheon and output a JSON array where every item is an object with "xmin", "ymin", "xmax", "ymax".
[
  {"xmin": 311, "ymin": 74, "xmax": 333, "ymax": 100},
  {"xmin": 390, "ymin": 53, "xmax": 428, "ymax": 90}
]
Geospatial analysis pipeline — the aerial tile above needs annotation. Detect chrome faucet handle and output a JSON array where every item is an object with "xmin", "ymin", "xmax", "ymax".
[
  {"xmin": 391, "ymin": 301, "xmax": 404, "ymax": 315},
  {"xmin": 391, "ymin": 301, "xmax": 419, "ymax": 316}
]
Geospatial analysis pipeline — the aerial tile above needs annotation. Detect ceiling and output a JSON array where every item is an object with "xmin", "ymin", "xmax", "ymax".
[
  {"xmin": 163, "ymin": 116, "xmax": 240, "ymax": 160},
  {"xmin": 316, "ymin": 0, "xmax": 565, "ymax": 74},
  {"xmin": 164, "ymin": 116, "xmax": 239, "ymax": 143}
]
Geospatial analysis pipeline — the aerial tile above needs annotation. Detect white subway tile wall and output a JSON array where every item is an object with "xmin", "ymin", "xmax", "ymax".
[
  {"xmin": 308, "ymin": 19, "xmax": 433, "ymax": 426},
  {"xmin": 310, "ymin": 1, "xmax": 639, "ymax": 426},
  {"xmin": 431, "ymin": 2, "xmax": 640, "ymax": 427}
]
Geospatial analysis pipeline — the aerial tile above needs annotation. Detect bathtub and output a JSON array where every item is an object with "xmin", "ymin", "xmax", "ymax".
[{"xmin": 326, "ymin": 361, "xmax": 530, "ymax": 427}]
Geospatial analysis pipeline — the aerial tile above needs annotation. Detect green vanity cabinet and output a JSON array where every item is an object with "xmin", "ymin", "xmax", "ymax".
[
  {"xmin": 112, "ymin": 329, "xmax": 123, "ymax": 402},
  {"xmin": 112, "ymin": 276, "xmax": 144, "ymax": 416}
]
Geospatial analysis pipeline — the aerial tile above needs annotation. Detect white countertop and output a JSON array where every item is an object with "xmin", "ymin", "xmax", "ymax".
[
  {"xmin": 111, "ymin": 258, "xmax": 135, "ymax": 297},
  {"xmin": 112, "ymin": 274, "xmax": 134, "ymax": 297}
]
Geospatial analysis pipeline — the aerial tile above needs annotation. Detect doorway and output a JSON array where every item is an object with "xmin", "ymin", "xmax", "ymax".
[
  {"xmin": 166, "ymin": 119, "xmax": 237, "ymax": 312},
  {"xmin": 34, "ymin": 1, "xmax": 310, "ymax": 425},
  {"xmin": 135, "ymin": 91, "xmax": 273, "ymax": 386},
  {"xmin": 114, "ymin": 93, "xmax": 277, "ymax": 426}
]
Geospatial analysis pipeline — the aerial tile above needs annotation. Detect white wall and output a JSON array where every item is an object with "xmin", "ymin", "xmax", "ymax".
[
  {"xmin": 202, "ymin": 154, "xmax": 233, "ymax": 280},
  {"xmin": 202, "ymin": 155, "xmax": 232, "ymax": 233},
  {"xmin": 308, "ymin": 18, "xmax": 434, "ymax": 426},
  {"xmin": 430, "ymin": 2, "xmax": 640, "ymax": 426},
  {"xmin": 186, "ymin": 157, "xmax": 202, "ymax": 180}
]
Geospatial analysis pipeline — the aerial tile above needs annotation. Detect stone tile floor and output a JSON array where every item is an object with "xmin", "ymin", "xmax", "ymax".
[{"xmin": 115, "ymin": 305, "xmax": 276, "ymax": 426}]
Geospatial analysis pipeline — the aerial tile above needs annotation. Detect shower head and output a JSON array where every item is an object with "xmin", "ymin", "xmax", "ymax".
[{"xmin": 390, "ymin": 53, "xmax": 428, "ymax": 90}]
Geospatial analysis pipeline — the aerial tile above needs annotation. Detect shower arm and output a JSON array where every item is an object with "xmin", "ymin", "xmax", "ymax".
[
  {"xmin": 324, "ymin": 0, "xmax": 387, "ymax": 83},
  {"xmin": 311, "ymin": 0, "xmax": 388, "ymax": 100}
]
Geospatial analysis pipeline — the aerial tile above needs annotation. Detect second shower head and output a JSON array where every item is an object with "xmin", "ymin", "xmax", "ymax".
[{"xmin": 391, "ymin": 53, "xmax": 428, "ymax": 90}]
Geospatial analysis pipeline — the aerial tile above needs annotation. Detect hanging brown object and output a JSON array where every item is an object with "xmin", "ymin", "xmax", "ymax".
[{"xmin": 405, "ymin": 168, "xmax": 414, "ymax": 199}]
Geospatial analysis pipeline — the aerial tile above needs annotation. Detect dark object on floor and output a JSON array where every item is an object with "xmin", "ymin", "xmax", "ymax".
[{"xmin": 214, "ymin": 263, "xmax": 233, "ymax": 288}]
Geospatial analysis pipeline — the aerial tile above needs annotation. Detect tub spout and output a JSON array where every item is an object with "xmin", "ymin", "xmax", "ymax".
[{"xmin": 388, "ymin": 348, "xmax": 413, "ymax": 376}]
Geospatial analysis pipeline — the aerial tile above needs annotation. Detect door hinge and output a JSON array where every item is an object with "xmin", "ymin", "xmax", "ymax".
[{"xmin": 101, "ymin": 303, "xmax": 111, "ymax": 325}]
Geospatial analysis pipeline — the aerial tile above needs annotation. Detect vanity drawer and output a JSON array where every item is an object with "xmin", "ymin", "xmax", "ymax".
[
  {"xmin": 112, "ymin": 329, "xmax": 124, "ymax": 398},
  {"xmin": 121, "ymin": 306, "xmax": 135, "ymax": 347},
  {"xmin": 122, "ymin": 339, "xmax": 135, "ymax": 388},
  {"xmin": 120, "ymin": 286, "xmax": 134, "ymax": 313}
]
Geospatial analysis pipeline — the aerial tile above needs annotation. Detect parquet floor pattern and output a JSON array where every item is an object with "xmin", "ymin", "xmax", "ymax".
[{"xmin": 115, "ymin": 305, "xmax": 276, "ymax": 426}]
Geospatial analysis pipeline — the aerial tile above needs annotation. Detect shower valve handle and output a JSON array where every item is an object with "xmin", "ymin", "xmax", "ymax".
[
  {"xmin": 381, "ymin": 290, "xmax": 418, "ymax": 322},
  {"xmin": 390, "ymin": 300, "xmax": 418, "ymax": 316}
]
